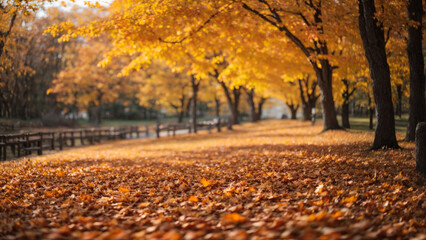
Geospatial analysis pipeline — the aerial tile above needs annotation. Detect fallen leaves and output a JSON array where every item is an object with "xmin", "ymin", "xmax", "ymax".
[{"xmin": 0, "ymin": 120, "xmax": 424, "ymax": 239}]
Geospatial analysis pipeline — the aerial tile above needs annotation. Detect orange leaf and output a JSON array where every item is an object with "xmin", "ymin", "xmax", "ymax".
[
  {"xmin": 188, "ymin": 196, "xmax": 199, "ymax": 202},
  {"xmin": 118, "ymin": 187, "xmax": 130, "ymax": 193},
  {"xmin": 222, "ymin": 213, "xmax": 247, "ymax": 223},
  {"xmin": 200, "ymin": 177, "xmax": 212, "ymax": 187}
]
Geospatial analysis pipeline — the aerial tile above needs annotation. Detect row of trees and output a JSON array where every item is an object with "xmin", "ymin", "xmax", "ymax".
[
  {"xmin": 1, "ymin": 0, "xmax": 424, "ymax": 150},
  {"xmin": 50, "ymin": 0, "xmax": 424, "ymax": 149}
]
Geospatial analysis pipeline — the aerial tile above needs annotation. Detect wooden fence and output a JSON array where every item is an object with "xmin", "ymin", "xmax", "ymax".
[
  {"xmin": 0, "ymin": 118, "xmax": 231, "ymax": 161},
  {"xmin": 0, "ymin": 126, "xmax": 149, "ymax": 161},
  {"xmin": 154, "ymin": 118, "xmax": 230, "ymax": 138}
]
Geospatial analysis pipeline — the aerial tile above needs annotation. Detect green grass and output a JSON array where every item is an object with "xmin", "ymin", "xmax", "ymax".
[
  {"xmin": 78, "ymin": 116, "xmax": 218, "ymax": 127},
  {"xmin": 336, "ymin": 115, "xmax": 408, "ymax": 133}
]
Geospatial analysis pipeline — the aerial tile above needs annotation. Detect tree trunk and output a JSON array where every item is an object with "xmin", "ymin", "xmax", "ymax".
[
  {"xmin": 286, "ymin": 102, "xmax": 299, "ymax": 120},
  {"xmin": 342, "ymin": 102, "xmax": 350, "ymax": 129},
  {"xmin": 290, "ymin": 109, "xmax": 297, "ymax": 120},
  {"xmin": 177, "ymin": 95, "xmax": 186, "ymax": 123},
  {"xmin": 298, "ymin": 77, "xmax": 319, "ymax": 122},
  {"xmin": 415, "ymin": 122, "xmax": 426, "ymax": 177},
  {"xmin": 0, "ymin": 14, "xmax": 17, "ymax": 60},
  {"xmin": 368, "ymin": 95, "xmax": 374, "ymax": 130},
  {"xmin": 396, "ymin": 84, "xmax": 403, "ymax": 119},
  {"xmin": 178, "ymin": 111, "xmax": 184, "ymax": 123},
  {"xmin": 256, "ymin": 97, "xmax": 266, "ymax": 121},
  {"xmin": 302, "ymin": 104, "xmax": 311, "ymax": 121},
  {"xmin": 298, "ymin": 79, "xmax": 310, "ymax": 121},
  {"xmin": 242, "ymin": 3, "xmax": 339, "ymax": 131},
  {"xmin": 220, "ymin": 81, "xmax": 240, "ymax": 125},
  {"xmin": 231, "ymin": 88, "xmax": 241, "ymax": 124},
  {"xmin": 341, "ymin": 79, "xmax": 355, "ymax": 129},
  {"xmin": 405, "ymin": 0, "xmax": 426, "ymax": 141},
  {"xmin": 245, "ymin": 88, "xmax": 257, "ymax": 122},
  {"xmin": 315, "ymin": 62, "xmax": 340, "ymax": 130},
  {"xmin": 215, "ymin": 97, "xmax": 220, "ymax": 117},
  {"xmin": 358, "ymin": 0, "xmax": 399, "ymax": 149},
  {"xmin": 190, "ymin": 75, "xmax": 200, "ymax": 133}
]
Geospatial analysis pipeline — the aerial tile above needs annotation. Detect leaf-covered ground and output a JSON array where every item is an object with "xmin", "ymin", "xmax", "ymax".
[{"xmin": 1, "ymin": 120, "xmax": 425, "ymax": 240}]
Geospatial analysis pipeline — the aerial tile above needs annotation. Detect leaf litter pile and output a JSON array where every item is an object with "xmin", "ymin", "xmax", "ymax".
[{"xmin": 1, "ymin": 120, "xmax": 425, "ymax": 240}]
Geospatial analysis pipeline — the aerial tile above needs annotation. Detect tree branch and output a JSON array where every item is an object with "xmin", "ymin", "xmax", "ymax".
[{"xmin": 158, "ymin": 2, "xmax": 235, "ymax": 44}]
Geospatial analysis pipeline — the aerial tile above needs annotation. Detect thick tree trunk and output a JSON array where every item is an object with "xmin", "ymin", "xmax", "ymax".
[
  {"xmin": 190, "ymin": 76, "xmax": 200, "ymax": 133},
  {"xmin": 290, "ymin": 109, "xmax": 297, "ymax": 120},
  {"xmin": 315, "ymin": 63, "xmax": 341, "ymax": 130},
  {"xmin": 302, "ymin": 104, "xmax": 311, "ymax": 121},
  {"xmin": 406, "ymin": 0, "xmax": 426, "ymax": 141},
  {"xmin": 415, "ymin": 122, "xmax": 426, "ymax": 177},
  {"xmin": 342, "ymin": 102, "xmax": 350, "ymax": 129},
  {"xmin": 231, "ymin": 87, "xmax": 241, "ymax": 124},
  {"xmin": 358, "ymin": 0, "xmax": 399, "ymax": 149}
]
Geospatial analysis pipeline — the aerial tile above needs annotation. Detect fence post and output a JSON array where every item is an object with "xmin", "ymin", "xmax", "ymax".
[
  {"xmin": 90, "ymin": 130, "xmax": 94, "ymax": 144},
  {"xmin": 416, "ymin": 122, "xmax": 426, "ymax": 177},
  {"xmin": 38, "ymin": 133, "xmax": 43, "ymax": 155},
  {"xmin": 155, "ymin": 123, "xmax": 160, "ymax": 138},
  {"xmin": 1, "ymin": 136, "xmax": 4, "ymax": 160},
  {"xmin": 71, "ymin": 131, "xmax": 75, "ymax": 147},
  {"xmin": 78, "ymin": 130, "xmax": 83, "ymax": 145},
  {"xmin": 51, "ymin": 133, "xmax": 55, "ymax": 150},
  {"xmin": 19, "ymin": 135, "xmax": 26, "ymax": 157},
  {"xmin": 145, "ymin": 125, "xmax": 149, "ymax": 137},
  {"xmin": 188, "ymin": 123, "xmax": 192, "ymax": 133},
  {"xmin": 59, "ymin": 132, "xmax": 63, "ymax": 150},
  {"xmin": 173, "ymin": 125, "xmax": 176, "ymax": 136},
  {"xmin": 97, "ymin": 129, "xmax": 102, "ymax": 142}
]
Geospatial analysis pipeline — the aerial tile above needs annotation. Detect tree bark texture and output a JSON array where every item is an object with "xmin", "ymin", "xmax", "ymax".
[
  {"xmin": 415, "ymin": 122, "xmax": 426, "ymax": 177},
  {"xmin": 406, "ymin": 0, "xmax": 426, "ymax": 141},
  {"xmin": 358, "ymin": 0, "xmax": 399, "ymax": 149},
  {"xmin": 342, "ymin": 103, "xmax": 350, "ymax": 129}
]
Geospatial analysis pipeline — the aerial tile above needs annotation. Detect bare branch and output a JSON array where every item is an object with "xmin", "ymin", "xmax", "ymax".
[
  {"xmin": 159, "ymin": 2, "xmax": 235, "ymax": 44},
  {"xmin": 242, "ymin": 3, "xmax": 280, "ymax": 29}
]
